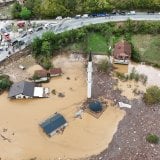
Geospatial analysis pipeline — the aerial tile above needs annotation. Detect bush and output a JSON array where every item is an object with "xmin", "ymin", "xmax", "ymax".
[
  {"xmin": 20, "ymin": 7, "xmax": 31, "ymax": 20},
  {"xmin": 115, "ymin": 72, "xmax": 127, "ymax": 81},
  {"xmin": 0, "ymin": 75, "xmax": 12, "ymax": 92},
  {"xmin": 146, "ymin": 134, "xmax": 159, "ymax": 144},
  {"xmin": 143, "ymin": 86, "xmax": 160, "ymax": 105},
  {"xmin": 37, "ymin": 56, "xmax": 53, "ymax": 70},
  {"xmin": 98, "ymin": 60, "xmax": 111, "ymax": 72}
]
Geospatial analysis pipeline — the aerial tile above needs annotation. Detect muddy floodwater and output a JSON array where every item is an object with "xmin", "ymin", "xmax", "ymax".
[
  {"xmin": 114, "ymin": 62, "xmax": 160, "ymax": 87},
  {"xmin": 0, "ymin": 54, "xmax": 125, "ymax": 160}
]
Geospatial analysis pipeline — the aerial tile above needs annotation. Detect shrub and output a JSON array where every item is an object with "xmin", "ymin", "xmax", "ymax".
[
  {"xmin": 146, "ymin": 134, "xmax": 159, "ymax": 144},
  {"xmin": 37, "ymin": 56, "xmax": 53, "ymax": 70},
  {"xmin": 115, "ymin": 72, "xmax": 126, "ymax": 81},
  {"xmin": 0, "ymin": 75, "xmax": 12, "ymax": 92},
  {"xmin": 143, "ymin": 86, "xmax": 160, "ymax": 105},
  {"xmin": 98, "ymin": 60, "xmax": 111, "ymax": 72}
]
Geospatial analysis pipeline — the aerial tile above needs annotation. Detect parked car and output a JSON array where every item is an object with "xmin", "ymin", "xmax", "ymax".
[
  {"xmin": 28, "ymin": 28, "xmax": 33, "ymax": 34},
  {"xmin": 119, "ymin": 11, "xmax": 126, "ymax": 15},
  {"xmin": 75, "ymin": 15, "xmax": 81, "ymax": 19},
  {"xmin": 17, "ymin": 21, "xmax": 25, "ymax": 28},
  {"xmin": 0, "ymin": 47, "xmax": 3, "ymax": 51},
  {"xmin": 56, "ymin": 16, "xmax": 62, "ymax": 20},
  {"xmin": 147, "ymin": 11, "xmax": 155, "ymax": 14},
  {"xmin": 82, "ymin": 14, "xmax": 88, "ymax": 18},
  {"xmin": 96, "ymin": 13, "xmax": 106, "ymax": 17},
  {"xmin": 18, "ymin": 40, "xmax": 25, "ymax": 46},
  {"xmin": 4, "ymin": 33, "xmax": 11, "ymax": 41},
  {"xmin": 11, "ymin": 39, "xmax": 18, "ymax": 46},
  {"xmin": 111, "ymin": 11, "xmax": 117, "ymax": 15},
  {"xmin": 35, "ymin": 27, "xmax": 43, "ymax": 32},
  {"xmin": 128, "ymin": 11, "xmax": 136, "ymax": 15},
  {"xmin": 21, "ymin": 32, "xmax": 27, "ymax": 38}
]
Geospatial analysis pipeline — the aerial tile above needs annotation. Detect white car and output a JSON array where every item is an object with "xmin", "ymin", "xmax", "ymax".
[
  {"xmin": 129, "ymin": 11, "xmax": 136, "ymax": 15},
  {"xmin": 56, "ymin": 16, "xmax": 62, "ymax": 20},
  {"xmin": 75, "ymin": 15, "xmax": 81, "ymax": 19},
  {"xmin": 82, "ymin": 14, "xmax": 88, "ymax": 18}
]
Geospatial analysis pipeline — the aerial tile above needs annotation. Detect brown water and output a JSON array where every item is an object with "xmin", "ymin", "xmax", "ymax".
[{"xmin": 0, "ymin": 54, "xmax": 125, "ymax": 160}]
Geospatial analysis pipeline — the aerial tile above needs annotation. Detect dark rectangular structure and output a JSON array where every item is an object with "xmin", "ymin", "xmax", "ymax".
[{"xmin": 40, "ymin": 113, "xmax": 67, "ymax": 137}]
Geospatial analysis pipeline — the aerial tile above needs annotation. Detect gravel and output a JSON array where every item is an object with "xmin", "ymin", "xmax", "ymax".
[{"xmin": 85, "ymin": 64, "xmax": 160, "ymax": 160}]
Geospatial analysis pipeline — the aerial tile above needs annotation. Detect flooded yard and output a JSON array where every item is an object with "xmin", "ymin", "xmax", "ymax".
[
  {"xmin": 114, "ymin": 62, "xmax": 160, "ymax": 87},
  {"xmin": 0, "ymin": 54, "xmax": 125, "ymax": 160}
]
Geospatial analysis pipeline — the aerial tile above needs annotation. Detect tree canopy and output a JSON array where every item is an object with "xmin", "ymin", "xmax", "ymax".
[{"xmin": 12, "ymin": 0, "xmax": 160, "ymax": 19}]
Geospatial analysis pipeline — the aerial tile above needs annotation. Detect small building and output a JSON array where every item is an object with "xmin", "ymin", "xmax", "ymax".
[
  {"xmin": 50, "ymin": 68, "xmax": 62, "ymax": 77},
  {"xmin": 113, "ymin": 41, "xmax": 131, "ymax": 64},
  {"xmin": 8, "ymin": 81, "xmax": 35, "ymax": 99},
  {"xmin": 89, "ymin": 101, "xmax": 103, "ymax": 113},
  {"xmin": 33, "ymin": 70, "xmax": 49, "ymax": 83},
  {"xmin": 8, "ymin": 81, "xmax": 49, "ymax": 99},
  {"xmin": 40, "ymin": 113, "xmax": 68, "ymax": 137}
]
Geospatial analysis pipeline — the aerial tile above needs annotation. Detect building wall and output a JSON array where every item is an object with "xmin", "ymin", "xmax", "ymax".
[
  {"xmin": 15, "ymin": 94, "xmax": 32, "ymax": 99},
  {"xmin": 50, "ymin": 73, "xmax": 62, "ymax": 77},
  {"xmin": 49, "ymin": 123, "xmax": 68, "ymax": 137}
]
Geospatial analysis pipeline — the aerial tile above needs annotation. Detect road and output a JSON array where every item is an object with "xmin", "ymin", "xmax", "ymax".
[{"xmin": 0, "ymin": 13, "xmax": 160, "ymax": 62}]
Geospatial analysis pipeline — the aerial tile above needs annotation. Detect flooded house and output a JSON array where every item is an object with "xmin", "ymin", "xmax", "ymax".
[
  {"xmin": 8, "ymin": 81, "xmax": 49, "ymax": 99},
  {"xmin": 33, "ymin": 70, "xmax": 50, "ymax": 83},
  {"xmin": 40, "ymin": 113, "xmax": 68, "ymax": 137},
  {"xmin": 113, "ymin": 41, "xmax": 131, "ymax": 64},
  {"xmin": 50, "ymin": 68, "xmax": 62, "ymax": 77}
]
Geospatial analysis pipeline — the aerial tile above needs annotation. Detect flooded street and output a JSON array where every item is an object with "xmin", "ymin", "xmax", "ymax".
[{"xmin": 0, "ymin": 54, "xmax": 125, "ymax": 160}]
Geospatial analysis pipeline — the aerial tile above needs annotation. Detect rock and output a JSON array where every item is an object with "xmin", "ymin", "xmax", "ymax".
[
  {"xmin": 58, "ymin": 93, "xmax": 65, "ymax": 98},
  {"xmin": 66, "ymin": 77, "xmax": 70, "ymax": 80}
]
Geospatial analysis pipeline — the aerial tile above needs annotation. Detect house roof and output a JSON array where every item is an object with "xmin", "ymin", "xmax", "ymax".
[
  {"xmin": 89, "ymin": 101, "xmax": 103, "ymax": 113},
  {"xmin": 40, "ymin": 113, "xmax": 67, "ymax": 136},
  {"xmin": 8, "ymin": 81, "xmax": 35, "ymax": 97},
  {"xmin": 113, "ymin": 41, "xmax": 131, "ymax": 57},
  {"xmin": 50, "ymin": 68, "xmax": 62, "ymax": 75},
  {"xmin": 34, "ymin": 70, "xmax": 48, "ymax": 78}
]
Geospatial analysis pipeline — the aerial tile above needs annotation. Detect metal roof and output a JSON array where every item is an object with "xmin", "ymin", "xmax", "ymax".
[
  {"xmin": 89, "ymin": 101, "xmax": 102, "ymax": 113},
  {"xmin": 40, "ymin": 113, "xmax": 67, "ymax": 136},
  {"xmin": 8, "ymin": 81, "xmax": 35, "ymax": 98}
]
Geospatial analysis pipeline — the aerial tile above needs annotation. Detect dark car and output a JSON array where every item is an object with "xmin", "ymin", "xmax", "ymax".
[
  {"xmin": 119, "ymin": 11, "xmax": 126, "ymax": 15},
  {"xmin": 18, "ymin": 40, "xmax": 25, "ymax": 46},
  {"xmin": 36, "ymin": 27, "xmax": 43, "ymax": 32},
  {"xmin": 111, "ymin": 11, "xmax": 117, "ymax": 15},
  {"xmin": 21, "ymin": 32, "xmax": 27, "ymax": 38},
  {"xmin": 147, "ymin": 11, "xmax": 155, "ymax": 14},
  {"xmin": 96, "ymin": 13, "xmax": 106, "ymax": 17},
  {"xmin": 11, "ymin": 40, "xmax": 18, "ymax": 46}
]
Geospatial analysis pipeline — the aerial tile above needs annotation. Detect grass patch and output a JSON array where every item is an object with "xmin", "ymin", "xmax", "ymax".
[
  {"xmin": 86, "ymin": 33, "xmax": 108, "ymax": 54},
  {"xmin": 132, "ymin": 34, "xmax": 160, "ymax": 66},
  {"xmin": 146, "ymin": 134, "xmax": 159, "ymax": 144}
]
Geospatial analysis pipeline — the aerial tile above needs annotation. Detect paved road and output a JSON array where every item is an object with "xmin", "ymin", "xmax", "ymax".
[{"xmin": 0, "ymin": 13, "xmax": 160, "ymax": 62}]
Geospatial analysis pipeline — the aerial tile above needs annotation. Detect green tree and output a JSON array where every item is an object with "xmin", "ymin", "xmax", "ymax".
[
  {"xmin": 32, "ymin": 37, "xmax": 42, "ymax": 57},
  {"xmin": 41, "ymin": 41, "xmax": 52, "ymax": 56},
  {"xmin": 20, "ymin": 7, "xmax": 31, "ymax": 20},
  {"xmin": 11, "ymin": 2, "xmax": 22, "ymax": 19}
]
